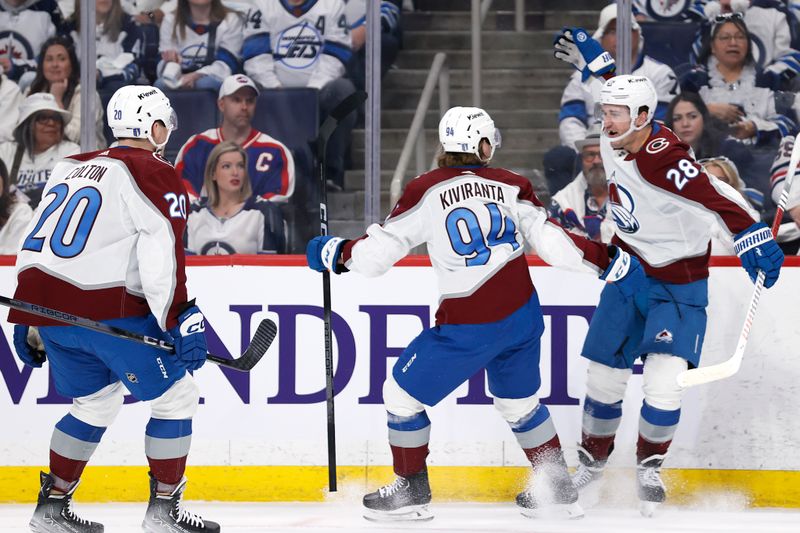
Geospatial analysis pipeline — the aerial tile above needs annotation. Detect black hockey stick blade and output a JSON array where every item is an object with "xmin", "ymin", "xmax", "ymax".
[
  {"xmin": 0, "ymin": 295, "xmax": 275, "ymax": 372},
  {"xmin": 205, "ymin": 319, "xmax": 277, "ymax": 371},
  {"xmin": 316, "ymin": 91, "xmax": 367, "ymax": 159}
]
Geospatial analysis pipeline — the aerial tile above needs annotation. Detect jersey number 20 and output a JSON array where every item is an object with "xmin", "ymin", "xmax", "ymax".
[
  {"xmin": 446, "ymin": 202, "xmax": 519, "ymax": 266},
  {"xmin": 22, "ymin": 184, "xmax": 102, "ymax": 258}
]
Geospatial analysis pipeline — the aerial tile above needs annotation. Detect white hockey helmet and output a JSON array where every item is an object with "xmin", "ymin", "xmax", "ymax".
[
  {"xmin": 107, "ymin": 85, "xmax": 177, "ymax": 151},
  {"xmin": 598, "ymin": 75, "xmax": 657, "ymax": 142},
  {"xmin": 438, "ymin": 106, "xmax": 501, "ymax": 162}
]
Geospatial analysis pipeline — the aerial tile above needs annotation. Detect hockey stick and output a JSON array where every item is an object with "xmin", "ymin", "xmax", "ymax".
[
  {"xmin": 0, "ymin": 295, "xmax": 276, "ymax": 372},
  {"xmin": 676, "ymin": 137, "xmax": 800, "ymax": 388},
  {"xmin": 316, "ymin": 90, "xmax": 367, "ymax": 492}
]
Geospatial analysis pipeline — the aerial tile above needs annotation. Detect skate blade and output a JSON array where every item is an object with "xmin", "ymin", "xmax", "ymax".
[
  {"xmin": 363, "ymin": 504, "xmax": 433, "ymax": 522},
  {"xmin": 639, "ymin": 500, "xmax": 661, "ymax": 518},
  {"xmin": 520, "ymin": 502, "xmax": 584, "ymax": 520}
]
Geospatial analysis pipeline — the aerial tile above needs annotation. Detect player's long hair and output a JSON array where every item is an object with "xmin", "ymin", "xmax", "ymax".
[
  {"xmin": 173, "ymin": 0, "xmax": 231, "ymax": 41},
  {"xmin": 204, "ymin": 141, "xmax": 253, "ymax": 207},
  {"xmin": 0, "ymin": 159, "xmax": 17, "ymax": 228},
  {"xmin": 29, "ymin": 36, "xmax": 81, "ymax": 110},
  {"xmin": 70, "ymin": 0, "xmax": 126, "ymax": 43}
]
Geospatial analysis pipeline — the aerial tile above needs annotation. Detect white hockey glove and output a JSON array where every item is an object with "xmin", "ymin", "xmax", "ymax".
[{"xmin": 554, "ymin": 28, "xmax": 615, "ymax": 82}]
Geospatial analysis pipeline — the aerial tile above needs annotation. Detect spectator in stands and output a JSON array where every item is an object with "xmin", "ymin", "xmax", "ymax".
[
  {"xmin": 0, "ymin": 73, "xmax": 22, "ymax": 142},
  {"xmin": 185, "ymin": 141, "xmax": 286, "ymax": 254},
  {"xmin": 27, "ymin": 36, "xmax": 107, "ymax": 148},
  {"xmin": 557, "ymin": 3, "xmax": 679, "ymax": 150},
  {"xmin": 66, "ymin": 0, "xmax": 144, "ymax": 91},
  {"xmin": 769, "ymin": 135, "xmax": 800, "ymax": 252},
  {"xmin": 692, "ymin": 1, "xmax": 800, "ymax": 89},
  {"xmin": 344, "ymin": 0, "xmax": 403, "ymax": 91},
  {"xmin": 0, "ymin": 0, "xmax": 67, "ymax": 89},
  {"xmin": 242, "ymin": 0, "xmax": 356, "ymax": 191},
  {"xmin": 547, "ymin": 124, "xmax": 615, "ymax": 243},
  {"xmin": 681, "ymin": 14, "xmax": 796, "ymax": 192},
  {"xmin": 156, "ymin": 0, "xmax": 243, "ymax": 93},
  {"xmin": 176, "ymin": 74, "xmax": 295, "ymax": 203},
  {"xmin": 0, "ymin": 158, "xmax": 33, "ymax": 254},
  {"xmin": 0, "ymin": 93, "xmax": 79, "ymax": 208},
  {"xmin": 699, "ymin": 155, "xmax": 752, "ymax": 253},
  {"xmin": 665, "ymin": 92, "xmax": 730, "ymax": 160}
]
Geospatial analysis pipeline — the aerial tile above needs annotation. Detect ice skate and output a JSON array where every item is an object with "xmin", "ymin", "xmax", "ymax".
[
  {"xmin": 362, "ymin": 468, "xmax": 433, "ymax": 522},
  {"xmin": 29, "ymin": 472, "xmax": 104, "ymax": 533},
  {"xmin": 571, "ymin": 445, "xmax": 606, "ymax": 491},
  {"xmin": 516, "ymin": 462, "xmax": 584, "ymax": 519},
  {"xmin": 637, "ymin": 454, "xmax": 666, "ymax": 518},
  {"xmin": 142, "ymin": 472, "xmax": 220, "ymax": 533}
]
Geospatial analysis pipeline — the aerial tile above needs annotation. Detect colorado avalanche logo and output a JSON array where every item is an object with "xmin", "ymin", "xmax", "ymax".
[
  {"xmin": 609, "ymin": 182, "xmax": 640, "ymax": 234},
  {"xmin": 276, "ymin": 21, "xmax": 322, "ymax": 70}
]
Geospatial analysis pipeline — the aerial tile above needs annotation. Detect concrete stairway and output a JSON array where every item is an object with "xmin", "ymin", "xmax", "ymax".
[{"xmin": 328, "ymin": 0, "xmax": 601, "ymax": 237}]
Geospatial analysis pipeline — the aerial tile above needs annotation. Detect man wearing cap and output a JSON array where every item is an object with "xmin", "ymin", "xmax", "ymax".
[
  {"xmin": 175, "ymin": 74, "xmax": 295, "ymax": 203},
  {"xmin": 548, "ymin": 124, "xmax": 615, "ymax": 242},
  {"xmin": 0, "ymin": 92, "xmax": 78, "ymax": 208},
  {"xmin": 557, "ymin": 4, "xmax": 680, "ymax": 151}
]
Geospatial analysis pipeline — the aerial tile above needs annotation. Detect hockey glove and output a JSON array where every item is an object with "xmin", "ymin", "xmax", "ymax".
[
  {"xmin": 168, "ymin": 303, "xmax": 208, "ymax": 371},
  {"xmin": 734, "ymin": 222, "xmax": 784, "ymax": 288},
  {"xmin": 553, "ymin": 27, "xmax": 615, "ymax": 82},
  {"xmin": 306, "ymin": 236, "xmax": 348, "ymax": 274},
  {"xmin": 601, "ymin": 246, "xmax": 647, "ymax": 298},
  {"xmin": 381, "ymin": 1, "xmax": 401, "ymax": 33},
  {"xmin": 13, "ymin": 325, "xmax": 46, "ymax": 368}
]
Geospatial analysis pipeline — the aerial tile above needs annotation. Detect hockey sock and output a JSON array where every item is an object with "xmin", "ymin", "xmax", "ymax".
[
  {"xmin": 49, "ymin": 414, "xmax": 106, "ymax": 486},
  {"xmin": 387, "ymin": 410, "xmax": 430, "ymax": 477},
  {"xmin": 637, "ymin": 401, "xmax": 680, "ymax": 461},
  {"xmin": 508, "ymin": 404, "xmax": 564, "ymax": 466},
  {"xmin": 145, "ymin": 418, "xmax": 192, "ymax": 485},
  {"xmin": 581, "ymin": 396, "xmax": 623, "ymax": 461}
]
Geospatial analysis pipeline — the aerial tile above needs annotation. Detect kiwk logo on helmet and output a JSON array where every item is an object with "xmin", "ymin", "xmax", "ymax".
[
  {"xmin": 598, "ymin": 75, "xmax": 657, "ymax": 142},
  {"xmin": 107, "ymin": 85, "xmax": 178, "ymax": 151},
  {"xmin": 438, "ymin": 106, "xmax": 502, "ymax": 162}
]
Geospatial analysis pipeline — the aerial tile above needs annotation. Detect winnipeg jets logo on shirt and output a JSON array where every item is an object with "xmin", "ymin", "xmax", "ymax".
[
  {"xmin": 180, "ymin": 42, "xmax": 209, "ymax": 70},
  {"xmin": 608, "ymin": 182, "xmax": 640, "ymax": 234},
  {"xmin": 276, "ymin": 21, "xmax": 323, "ymax": 69},
  {"xmin": 0, "ymin": 31, "xmax": 35, "ymax": 60}
]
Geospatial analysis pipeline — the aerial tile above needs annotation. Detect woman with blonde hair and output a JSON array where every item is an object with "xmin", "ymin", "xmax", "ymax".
[{"xmin": 185, "ymin": 141, "xmax": 286, "ymax": 254}]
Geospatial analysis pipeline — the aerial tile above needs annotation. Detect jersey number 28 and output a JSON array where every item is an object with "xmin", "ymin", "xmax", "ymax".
[
  {"xmin": 22, "ymin": 184, "xmax": 101, "ymax": 258},
  {"xmin": 446, "ymin": 202, "xmax": 519, "ymax": 266}
]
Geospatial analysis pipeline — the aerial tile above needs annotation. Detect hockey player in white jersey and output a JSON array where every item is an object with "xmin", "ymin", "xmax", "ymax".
[
  {"xmin": 554, "ymin": 28, "xmax": 784, "ymax": 516},
  {"xmin": 307, "ymin": 106, "xmax": 649, "ymax": 521},
  {"xmin": 10, "ymin": 86, "xmax": 219, "ymax": 533}
]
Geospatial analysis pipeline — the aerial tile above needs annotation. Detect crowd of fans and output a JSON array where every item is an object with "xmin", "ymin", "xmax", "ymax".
[
  {"xmin": 0, "ymin": 0, "xmax": 404, "ymax": 254},
  {"xmin": 548, "ymin": 0, "xmax": 800, "ymax": 255}
]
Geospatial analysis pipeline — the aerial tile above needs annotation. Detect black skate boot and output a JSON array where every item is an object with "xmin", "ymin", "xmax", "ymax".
[
  {"xmin": 571, "ymin": 445, "xmax": 607, "ymax": 491},
  {"xmin": 29, "ymin": 471, "xmax": 104, "ymax": 533},
  {"xmin": 637, "ymin": 454, "xmax": 666, "ymax": 517},
  {"xmin": 362, "ymin": 468, "xmax": 432, "ymax": 522},
  {"xmin": 142, "ymin": 472, "xmax": 220, "ymax": 533},
  {"xmin": 516, "ymin": 462, "xmax": 583, "ymax": 519}
]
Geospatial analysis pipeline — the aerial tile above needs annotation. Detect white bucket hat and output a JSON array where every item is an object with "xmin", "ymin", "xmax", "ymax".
[{"xmin": 16, "ymin": 93, "xmax": 71, "ymax": 129}]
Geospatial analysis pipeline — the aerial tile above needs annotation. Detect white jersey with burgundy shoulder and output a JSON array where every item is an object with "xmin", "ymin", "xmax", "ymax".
[
  {"xmin": 603, "ymin": 123, "xmax": 758, "ymax": 283},
  {"xmin": 340, "ymin": 166, "xmax": 612, "ymax": 325},
  {"xmin": 242, "ymin": 0, "xmax": 352, "ymax": 89},
  {"xmin": 10, "ymin": 146, "xmax": 191, "ymax": 331}
]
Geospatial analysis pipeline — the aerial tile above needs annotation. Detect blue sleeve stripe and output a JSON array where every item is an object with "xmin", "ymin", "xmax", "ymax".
[
  {"xmin": 558, "ymin": 100, "xmax": 588, "ymax": 125},
  {"xmin": 583, "ymin": 396, "xmax": 623, "ymax": 420},
  {"xmin": 641, "ymin": 402, "xmax": 681, "ymax": 426},
  {"xmin": 654, "ymin": 101, "xmax": 669, "ymax": 121},
  {"xmin": 217, "ymin": 47, "xmax": 240, "ymax": 73},
  {"xmin": 322, "ymin": 41, "xmax": 353, "ymax": 65},
  {"xmin": 145, "ymin": 418, "xmax": 193, "ymax": 439},
  {"xmin": 242, "ymin": 34, "xmax": 272, "ymax": 61},
  {"xmin": 350, "ymin": 15, "xmax": 366, "ymax": 29},
  {"xmin": 55, "ymin": 414, "xmax": 107, "ymax": 443}
]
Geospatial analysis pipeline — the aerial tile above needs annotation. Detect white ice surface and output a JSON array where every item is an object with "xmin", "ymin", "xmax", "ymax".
[{"xmin": 2, "ymin": 501, "xmax": 799, "ymax": 533}]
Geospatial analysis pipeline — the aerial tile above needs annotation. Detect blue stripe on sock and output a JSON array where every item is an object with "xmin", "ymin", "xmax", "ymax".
[
  {"xmin": 511, "ymin": 404, "xmax": 551, "ymax": 433},
  {"xmin": 387, "ymin": 411, "xmax": 430, "ymax": 432},
  {"xmin": 55, "ymin": 414, "xmax": 106, "ymax": 443},
  {"xmin": 146, "ymin": 418, "xmax": 193, "ymax": 439},
  {"xmin": 640, "ymin": 401, "xmax": 680, "ymax": 426},
  {"xmin": 584, "ymin": 396, "xmax": 623, "ymax": 420}
]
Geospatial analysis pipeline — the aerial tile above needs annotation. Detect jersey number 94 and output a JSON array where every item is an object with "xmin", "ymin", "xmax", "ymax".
[{"xmin": 446, "ymin": 202, "xmax": 520, "ymax": 266}]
